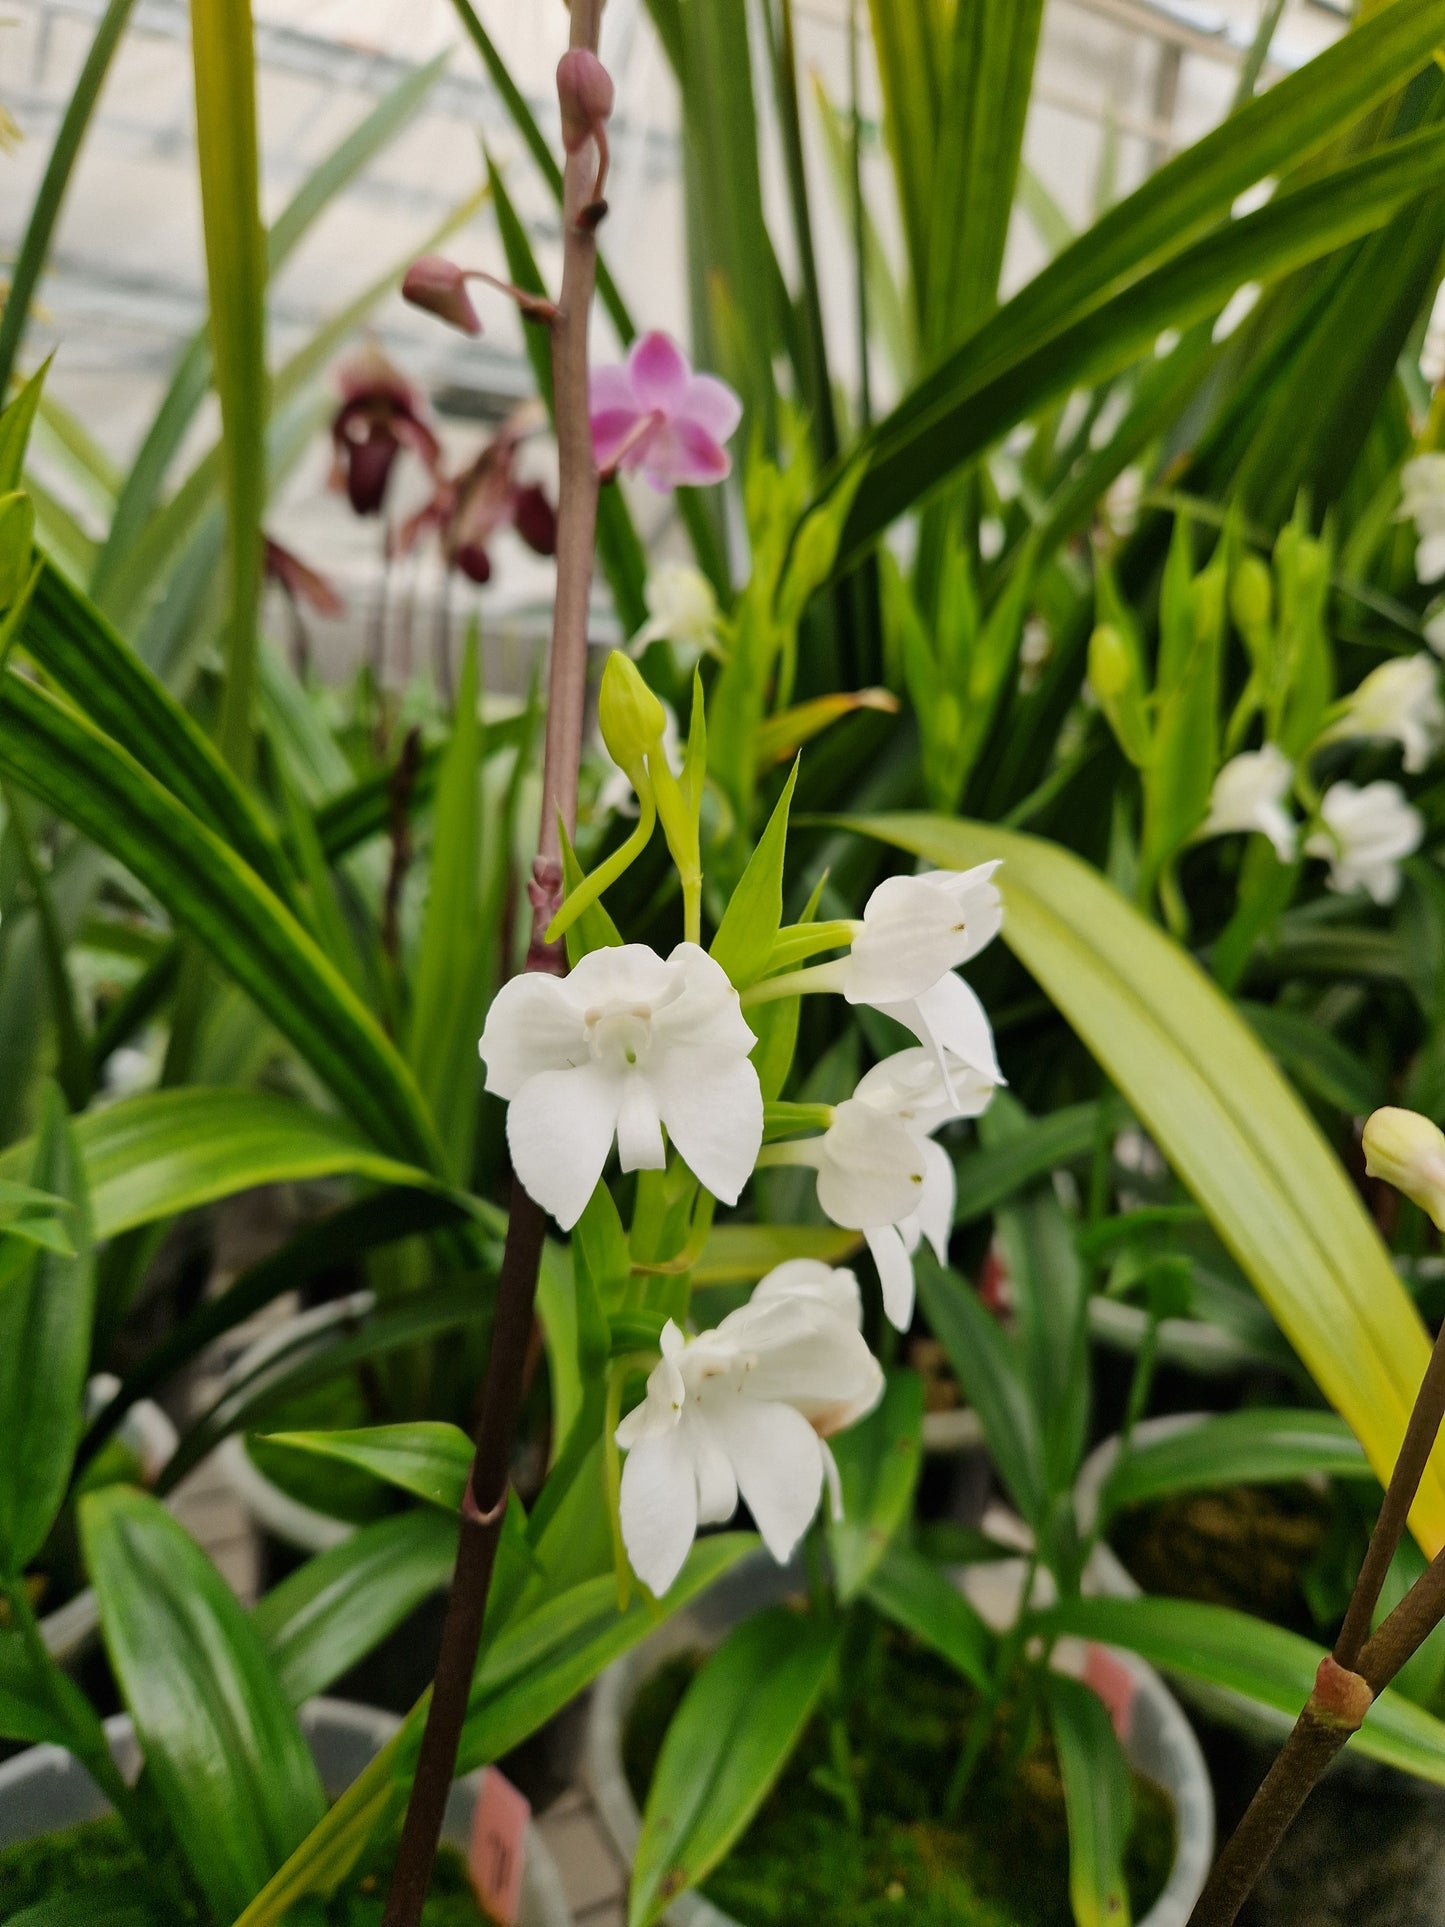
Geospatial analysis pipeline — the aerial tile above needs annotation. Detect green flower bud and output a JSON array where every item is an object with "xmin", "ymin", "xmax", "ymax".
[
  {"xmin": 1363, "ymin": 1107, "xmax": 1445, "ymax": 1231},
  {"xmin": 1230, "ymin": 551, "xmax": 1273, "ymax": 646},
  {"xmin": 1089, "ymin": 622, "xmax": 1152, "ymax": 768},
  {"xmin": 598, "ymin": 650, "xmax": 666, "ymax": 781}
]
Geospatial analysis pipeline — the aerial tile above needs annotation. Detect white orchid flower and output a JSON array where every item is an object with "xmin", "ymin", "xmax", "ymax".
[
  {"xmin": 615, "ymin": 1260, "xmax": 884, "ymax": 1595},
  {"xmin": 1324, "ymin": 655, "xmax": 1445, "ymax": 775},
  {"xmin": 1304, "ymin": 781, "xmax": 1424, "ymax": 905},
  {"xmin": 760, "ymin": 1049, "xmax": 996, "ymax": 1331},
  {"xmin": 597, "ymin": 700, "xmax": 682, "ymax": 817},
  {"xmin": 1197, "ymin": 746, "xmax": 1297, "ymax": 861},
  {"xmin": 1401, "ymin": 455, "xmax": 1445, "ymax": 585},
  {"xmin": 478, "ymin": 942, "xmax": 762, "ymax": 1230},
  {"xmin": 627, "ymin": 562, "xmax": 722, "ymax": 663}
]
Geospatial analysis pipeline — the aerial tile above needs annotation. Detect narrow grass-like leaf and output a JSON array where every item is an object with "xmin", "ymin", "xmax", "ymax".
[
  {"xmin": 827, "ymin": 1368, "xmax": 923, "ymax": 1601},
  {"xmin": 864, "ymin": 1543, "xmax": 993, "ymax": 1691},
  {"xmin": 1101, "ymin": 1409, "xmax": 1371, "ymax": 1519},
  {"xmin": 0, "ymin": 672, "xmax": 442, "ymax": 1167},
  {"xmin": 259, "ymin": 1423, "xmax": 474, "ymax": 1513},
  {"xmin": 1045, "ymin": 1672, "xmax": 1133, "ymax": 1927}
]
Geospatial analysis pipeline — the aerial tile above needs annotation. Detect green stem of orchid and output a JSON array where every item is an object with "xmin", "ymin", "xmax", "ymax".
[
  {"xmin": 545, "ymin": 784, "xmax": 656, "ymax": 944},
  {"xmin": 762, "ymin": 1100, "xmax": 837, "ymax": 1140},
  {"xmin": 741, "ymin": 958, "xmax": 850, "ymax": 1008}
]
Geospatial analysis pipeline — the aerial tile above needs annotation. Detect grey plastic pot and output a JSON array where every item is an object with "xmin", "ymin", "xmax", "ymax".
[
  {"xmin": 0, "ymin": 1696, "xmax": 574, "ymax": 1927},
  {"xmin": 585, "ymin": 1551, "xmax": 1213, "ymax": 1927},
  {"xmin": 39, "ymin": 1376, "xmax": 178, "ymax": 1667}
]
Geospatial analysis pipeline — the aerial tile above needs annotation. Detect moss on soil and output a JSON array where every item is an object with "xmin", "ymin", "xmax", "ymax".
[
  {"xmin": 624, "ymin": 1620, "xmax": 1175, "ymax": 1927},
  {"xmin": 0, "ymin": 1814, "xmax": 494, "ymax": 1924},
  {"xmin": 1111, "ymin": 1482, "xmax": 1334, "ymax": 1636}
]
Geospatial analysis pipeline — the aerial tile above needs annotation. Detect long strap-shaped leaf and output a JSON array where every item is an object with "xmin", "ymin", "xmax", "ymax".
[
  {"xmin": 0, "ymin": 671, "xmax": 443, "ymax": 1169},
  {"xmin": 840, "ymin": 117, "xmax": 1445, "ymax": 555},
  {"xmin": 876, "ymin": 0, "xmax": 1445, "ymax": 451},
  {"xmin": 0, "ymin": 0, "xmax": 135, "ymax": 395},
  {"xmin": 22, "ymin": 558, "xmax": 297, "ymax": 905},
  {"xmin": 189, "ymin": 0, "xmax": 268, "ymax": 775},
  {"xmin": 848, "ymin": 813, "xmax": 1445, "ymax": 1554}
]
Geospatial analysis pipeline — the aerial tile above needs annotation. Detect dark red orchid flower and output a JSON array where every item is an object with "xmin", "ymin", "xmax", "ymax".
[
  {"xmin": 264, "ymin": 536, "xmax": 344, "ymax": 617},
  {"xmin": 329, "ymin": 344, "xmax": 441, "ymax": 518},
  {"xmin": 397, "ymin": 411, "xmax": 557, "ymax": 585}
]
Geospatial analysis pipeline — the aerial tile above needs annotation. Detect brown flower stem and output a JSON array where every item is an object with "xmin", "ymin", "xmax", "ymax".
[
  {"xmin": 379, "ymin": 6, "xmax": 606, "ymax": 1921},
  {"xmin": 1187, "ymin": 1317, "xmax": 1445, "ymax": 1927}
]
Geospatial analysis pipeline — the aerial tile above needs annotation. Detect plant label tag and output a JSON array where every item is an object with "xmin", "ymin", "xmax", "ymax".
[
  {"xmin": 1084, "ymin": 1643, "xmax": 1137, "ymax": 1745},
  {"xmin": 468, "ymin": 1765, "xmax": 531, "ymax": 1925}
]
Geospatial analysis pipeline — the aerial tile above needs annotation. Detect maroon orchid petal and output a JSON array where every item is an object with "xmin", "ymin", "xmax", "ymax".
[
  {"xmin": 265, "ymin": 537, "xmax": 345, "ymax": 617},
  {"xmin": 344, "ymin": 434, "xmax": 400, "ymax": 516},
  {"xmin": 511, "ymin": 483, "xmax": 557, "ymax": 557},
  {"xmin": 454, "ymin": 541, "xmax": 493, "ymax": 585}
]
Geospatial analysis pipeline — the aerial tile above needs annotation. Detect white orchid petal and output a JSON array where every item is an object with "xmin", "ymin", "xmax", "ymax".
[
  {"xmin": 815, "ymin": 1099, "xmax": 928, "ymax": 1229},
  {"xmin": 881, "ymin": 973, "xmax": 1002, "ymax": 1088},
  {"xmin": 687, "ymin": 1409, "xmax": 740, "ymax": 1526},
  {"xmin": 917, "ymin": 1137, "xmax": 956, "ymax": 1263},
  {"xmin": 650, "ymin": 1047, "xmax": 763, "ymax": 1204},
  {"xmin": 615, "ymin": 1077, "xmax": 667, "ymax": 1172},
  {"xmin": 751, "ymin": 1259, "xmax": 863, "ymax": 1327},
  {"xmin": 478, "ymin": 974, "xmax": 589, "ymax": 1097},
  {"xmin": 864, "ymin": 1223, "xmax": 917, "ymax": 1331},
  {"xmin": 506, "ymin": 1062, "xmax": 621, "ymax": 1231},
  {"xmin": 619, "ymin": 1431, "xmax": 699, "ymax": 1596},
  {"xmin": 708, "ymin": 1399, "xmax": 826, "ymax": 1567}
]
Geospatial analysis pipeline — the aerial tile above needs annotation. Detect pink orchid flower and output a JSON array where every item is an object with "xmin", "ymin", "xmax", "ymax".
[{"xmin": 589, "ymin": 333, "xmax": 741, "ymax": 491}]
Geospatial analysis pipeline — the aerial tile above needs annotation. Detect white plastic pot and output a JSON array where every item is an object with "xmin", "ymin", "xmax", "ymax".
[
  {"xmin": 214, "ymin": 1294, "xmax": 375, "ymax": 1555},
  {"xmin": 585, "ymin": 1552, "xmax": 1213, "ymax": 1927},
  {"xmin": 0, "ymin": 1697, "xmax": 574, "ymax": 1927},
  {"xmin": 39, "ymin": 1376, "xmax": 178, "ymax": 1667}
]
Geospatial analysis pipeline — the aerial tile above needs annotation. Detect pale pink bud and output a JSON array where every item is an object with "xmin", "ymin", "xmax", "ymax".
[
  {"xmin": 402, "ymin": 255, "xmax": 481, "ymax": 336},
  {"xmin": 557, "ymin": 49, "xmax": 614, "ymax": 154}
]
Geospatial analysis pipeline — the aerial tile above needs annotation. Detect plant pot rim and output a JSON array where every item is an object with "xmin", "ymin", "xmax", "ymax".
[
  {"xmin": 0, "ymin": 1695, "xmax": 574, "ymax": 1927},
  {"xmin": 1077, "ymin": 1411, "xmax": 1388, "ymax": 1773},
  {"xmin": 215, "ymin": 1293, "xmax": 377, "ymax": 1555},
  {"xmin": 38, "ymin": 1376, "xmax": 178, "ymax": 1665},
  {"xmin": 584, "ymin": 1549, "xmax": 1213, "ymax": 1927}
]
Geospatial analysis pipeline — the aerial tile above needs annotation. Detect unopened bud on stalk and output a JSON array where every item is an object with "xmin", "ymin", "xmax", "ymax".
[
  {"xmin": 1363, "ymin": 1107, "xmax": 1445, "ymax": 1231},
  {"xmin": 1088, "ymin": 621, "xmax": 1151, "ymax": 768},
  {"xmin": 557, "ymin": 50, "xmax": 615, "ymax": 219},
  {"xmin": 1230, "ymin": 551, "xmax": 1273, "ymax": 646},
  {"xmin": 599, "ymin": 650, "xmax": 667, "ymax": 783},
  {"xmin": 402, "ymin": 256, "xmax": 481, "ymax": 336}
]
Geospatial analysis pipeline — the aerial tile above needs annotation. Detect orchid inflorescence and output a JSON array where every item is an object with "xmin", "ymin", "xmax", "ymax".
[{"xmin": 476, "ymin": 648, "xmax": 1005, "ymax": 1594}]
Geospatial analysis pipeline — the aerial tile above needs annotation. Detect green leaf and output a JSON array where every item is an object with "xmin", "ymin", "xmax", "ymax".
[
  {"xmin": 7, "ymin": 1886, "xmax": 162, "ymax": 1927},
  {"xmin": 189, "ymin": 0, "xmax": 268, "ymax": 774},
  {"xmin": 841, "ymin": 99, "xmax": 1445, "ymax": 557},
  {"xmin": 864, "ymin": 1543, "xmax": 993, "ymax": 1691},
  {"xmin": 81, "ymin": 1486, "xmax": 327, "ymax": 1920},
  {"xmin": 692, "ymin": 1221, "xmax": 862, "ymax": 1288},
  {"xmin": 0, "ymin": 0, "xmax": 133, "ymax": 395},
  {"xmin": 0, "ymin": 1088, "xmax": 450, "ymax": 1243},
  {"xmin": 1240, "ymin": 1000, "xmax": 1385, "ymax": 1117},
  {"xmin": 0, "ymin": 1626, "xmax": 104, "ymax": 1749},
  {"xmin": 985, "ymin": 1097, "xmax": 1090, "ymax": 1491},
  {"xmin": 1044, "ymin": 1593, "xmax": 1445, "ymax": 1787},
  {"xmin": 828, "ymin": 1369, "xmax": 923, "ymax": 1601},
  {"xmin": 629, "ymin": 1605, "xmax": 838, "ymax": 1927},
  {"xmin": 0, "ymin": 1087, "xmax": 93, "ymax": 1574},
  {"xmin": 258, "ymin": 1423, "xmax": 473, "ymax": 1513},
  {"xmin": 917, "ymin": 1253, "xmax": 1046, "ymax": 1529},
  {"xmin": 459, "ymin": 1535, "xmax": 756, "ymax": 1775},
  {"xmin": 253, "ymin": 1508, "xmax": 459, "ymax": 1704},
  {"xmin": 1044, "ymin": 1672, "xmax": 1133, "ymax": 1927},
  {"xmin": 954, "ymin": 1100, "xmax": 1108, "ymax": 1225},
  {"xmin": 0, "ymin": 365, "xmax": 51, "ymax": 494},
  {"xmin": 712, "ymin": 761, "xmax": 800, "ymax": 990},
  {"xmin": 1101, "ymin": 1409, "xmax": 1371, "ymax": 1518},
  {"xmin": 21, "ymin": 560, "xmax": 297, "ymax": 905},
  {"xmin": 0, "ymin": 673, "xmax": 443, "ymax": 1170},
  {"xmin": 406, "ymin": 630, "xmax": 489, "ymax": 1177},
  {"xmin": 854, "ymin": 813, "xmax": 1445, "ymax": 1556}
]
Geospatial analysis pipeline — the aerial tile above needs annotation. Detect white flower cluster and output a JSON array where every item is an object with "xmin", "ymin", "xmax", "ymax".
[
  {"xmin": 1197, "ymin": 653, "xmax": 1439, "ymax": 903},
  {"xmin": 477, "ymin": 861, "xmax": 1007, "ymax": 1593}
]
